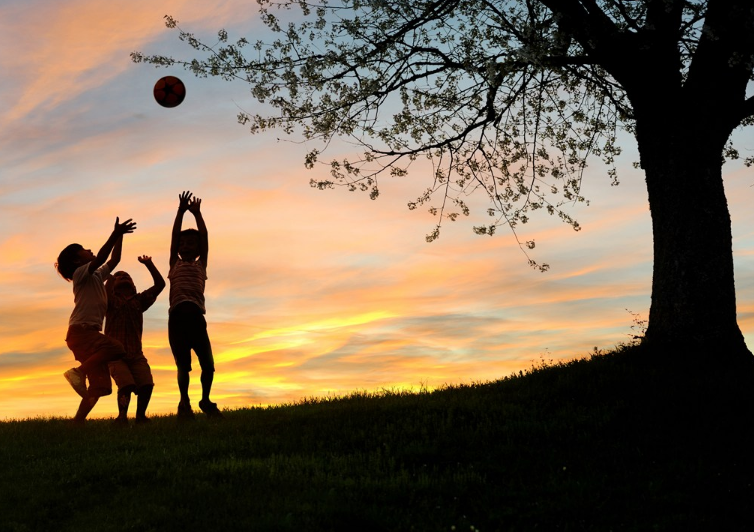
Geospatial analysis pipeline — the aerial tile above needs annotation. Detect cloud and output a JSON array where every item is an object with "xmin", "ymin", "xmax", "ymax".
[{"xmin": 0, "ymin": 0, "xmax": 262, "ymax": 124}]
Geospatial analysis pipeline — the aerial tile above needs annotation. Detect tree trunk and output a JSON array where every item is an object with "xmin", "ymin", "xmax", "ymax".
[{"xmin": 640, "ymin": 128, "xmax": 751, "ymax": 361}]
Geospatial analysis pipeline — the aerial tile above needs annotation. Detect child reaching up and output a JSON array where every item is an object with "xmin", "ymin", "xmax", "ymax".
[
  {"xmin": 105, "ymin": 255, "xmax": 165, "ymax": 425},
  {"xmin": 168, "ymin": 191, "xmax": 223, "ymax": 419},
  {"xmin": 55, "ymin": 217, "xmax": 136, "ymax": 423}
]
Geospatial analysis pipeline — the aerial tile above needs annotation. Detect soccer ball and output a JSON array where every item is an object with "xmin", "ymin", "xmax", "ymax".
[{"xmin": 153, "ymin": 76, "xmax": 186, "ymax": 108}]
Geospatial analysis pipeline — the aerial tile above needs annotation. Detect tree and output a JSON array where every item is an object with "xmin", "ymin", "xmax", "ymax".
[{"xmin": 134, "ymin": 0, "xmax": 754, "ymax": 360}]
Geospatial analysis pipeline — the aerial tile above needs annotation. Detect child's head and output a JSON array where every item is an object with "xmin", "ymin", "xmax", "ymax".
[
  {"xmin": 55, "ymin": 244, "xmax": 95, "ymax": 281},
  {"xmin": 106, "ymin": 271, "xmax": 136, "ymax": 297},
  {"xmin": 178, "ymin": 229, "xmax": 200, "ymax": 261}
]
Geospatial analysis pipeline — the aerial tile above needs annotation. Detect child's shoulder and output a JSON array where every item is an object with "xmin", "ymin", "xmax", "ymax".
[{"xmin": 71, "ymin": 262, "xmax": 92, "ymax": 282}]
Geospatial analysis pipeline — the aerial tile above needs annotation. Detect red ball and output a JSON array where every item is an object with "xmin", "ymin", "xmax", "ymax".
[{"xmin": 153, "ymin": 76, "xmax": 186, "ymax": 108}]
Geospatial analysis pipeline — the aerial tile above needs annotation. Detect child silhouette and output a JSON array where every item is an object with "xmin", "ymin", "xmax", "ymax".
[
  {"xmin": 55, "ymin": 217, "xmax": 136, "ymax": 423},
  {"xmin": 105, "ymin": 255, "xmax": 165, "ymax": 425},
  {"xmin": 168, "ymin": 191, "xmax": 222, "ymax": 419}
]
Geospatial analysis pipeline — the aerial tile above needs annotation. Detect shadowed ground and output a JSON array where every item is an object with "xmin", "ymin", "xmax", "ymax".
[{"xmin": 0, "ymin": 344, "xmax": 752, "ymax": 531}]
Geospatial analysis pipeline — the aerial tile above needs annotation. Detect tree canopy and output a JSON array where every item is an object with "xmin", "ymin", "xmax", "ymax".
[
  {"xmin": 133, "ymin": 2, "xmax": 752, "ymax": 252},
  {"xmin": 134, "ymin": 0, "xmax": 754, "ymax": 353}
]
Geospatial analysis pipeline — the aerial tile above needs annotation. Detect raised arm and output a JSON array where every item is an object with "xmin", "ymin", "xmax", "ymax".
[
  {"xmin": 105, "ymin": 232, "xmax": 124, "ymax": 273},
  {"xmin": 90, "ymin": 217, "xmax": 136, "ymax": 274},
  {"xmin": 187, "ymin": 195, "xmax": 208, "ymax": 268},
  {"xmin": 170, "ymin": 191, "xmax": 192, "ymax": 268},
  {"xmin": 138, "ymin": 255, "xmax": 166, "ymax": 295}
]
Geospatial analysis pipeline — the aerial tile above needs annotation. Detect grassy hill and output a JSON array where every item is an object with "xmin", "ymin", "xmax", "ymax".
[{"xmin": 1, "ymin": 344, "xmax": 752, "ymax": 531}]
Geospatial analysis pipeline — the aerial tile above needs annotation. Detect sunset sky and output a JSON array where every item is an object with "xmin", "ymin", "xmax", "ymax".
[{"xmin": 2, "ymin": 0, "xmax": 754, "ymax": 421}]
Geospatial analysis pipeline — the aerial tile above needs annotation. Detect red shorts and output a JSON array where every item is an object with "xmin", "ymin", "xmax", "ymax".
[
  {"xmin": 109, "ymin": 353, "xmax": 154, "ymax": 391},
  {"xmin": 65, "ymin": 325, "xmax": 123, "ymax": 398}
]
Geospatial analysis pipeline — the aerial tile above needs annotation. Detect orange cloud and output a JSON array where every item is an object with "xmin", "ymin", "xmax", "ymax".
[{"xmin": 1, "ymin": 0, "xmax": 261, "ymax": 124}]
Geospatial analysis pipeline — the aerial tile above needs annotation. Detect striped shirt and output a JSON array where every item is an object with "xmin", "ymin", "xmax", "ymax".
[
  {"xmin": 168, "ymin": 259, "xmax": 207, "ymax": 313},
  {"xmin": 105, "ymin": 288, "xmax": 159, "ymax": 357}
]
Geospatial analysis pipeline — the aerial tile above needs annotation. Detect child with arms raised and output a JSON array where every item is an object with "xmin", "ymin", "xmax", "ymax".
[
  {"xmin": 55, "ymin": 217, "xmax": 136, "ymax": 423},
  {"xmin": 169, "ymin": 191, "xmax": 222, "ymax": 419},
  {"xmin": 105, "ymin": 255, "xmax": 165, "ymax": 425}
]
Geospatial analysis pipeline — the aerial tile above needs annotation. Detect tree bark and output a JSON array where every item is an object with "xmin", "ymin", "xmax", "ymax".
[
  {"xmin": 639, "ymin": 123, "xmax": 751, "ymax": 360},
  {"xmin": 602, "ymin": 0, "xmax": 754, "ymax": 363}
]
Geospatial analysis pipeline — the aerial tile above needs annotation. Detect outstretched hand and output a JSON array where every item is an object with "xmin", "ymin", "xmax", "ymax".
[
  {"xmin": 178, "ymin": 191, "xmax": 193, "ymax": 212},
  {"xmin": 114, "ymin": 217, "xmax": 137, "ymax": 235},
  {"xmin": 187, "ymin": 196, "xmax": 202, "ymax": 215},
  {"xmin": 138, "ymin": 255, "xmax": 153, "ymax": 265}
]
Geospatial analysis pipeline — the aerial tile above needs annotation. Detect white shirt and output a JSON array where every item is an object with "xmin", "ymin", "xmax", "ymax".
[{"xmin": 68, "ymin": 262, "xmax": 111, "ymax": 329}]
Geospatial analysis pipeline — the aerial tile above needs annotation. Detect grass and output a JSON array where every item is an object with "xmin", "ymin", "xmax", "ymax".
[{"xmin": 1, "ymin": 343, "xmax": 752, "ymax": 531}]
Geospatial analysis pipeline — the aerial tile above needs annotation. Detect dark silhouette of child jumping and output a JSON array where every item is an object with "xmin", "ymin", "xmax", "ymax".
[
  {"xmin": 55, "ymin": 217, "xmax": 136, "ymax": 423},
  {"xmin": 105, "ymin": 255, "xmax": 165, "ymax": 425},
  {"xmin": 168, "ymin": 191, "xmax": 223, "ymax": 419}
]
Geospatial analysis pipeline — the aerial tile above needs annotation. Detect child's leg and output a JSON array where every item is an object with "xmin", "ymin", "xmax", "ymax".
[
  {"xmin": 175, "ymin": 369, "xmax": 195, "ymax": 420},
  {"xmin": 196, "ymin": 336, "xmax": 222, "ymax": 418},
  {"xmin": 135, "ymin": 384, "xmax": 154, "ymax": 419},
  {"xmin": 177, "ymin": 368, "xmax": 190, "ymax": 403},
  {"xmin": 169, "ymin": 312, "xmax": 194, "ymax": 408},
  {"xmin": 130, "ymin": 356, "xmax": 154, "ymax": 421},
  {"xmin": 72, "ymin": 396, "xmax": 99, "ymax": 423},
  {"xmin": 116, "ymin": 385, "xmax": 136, "ymax": 420},
  {"xmin": 196, "ymin": 337, "xmax": 215, "ymax": 403},
  {"xmin": 86, "ymin": 365, "xmax": 113, "ymax": 418},
  {"xmin": 110, "ymin": 359, "xmax": 137, "ymax": 421},
  {"xmin": 65, "ymin": 327, "xmax": 121, "ymax": 398},
  {"xmin": 168, "ymin": 310, "xmax": 198, "ymax": 419},
  {"xmin": 192, "ymin": 319, "xmax": 215, "ymax": 403},
  {"xmin": 70, "ymin": 332, "xmax": 125, "ymax": 377},
  {"xmin": 80, "ymin": 348, "xmax": 123, "ymax": 375},
  {"xmin": 200, "ymin": 370, "xmax": 214, "ymax": 402}
]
